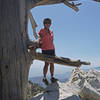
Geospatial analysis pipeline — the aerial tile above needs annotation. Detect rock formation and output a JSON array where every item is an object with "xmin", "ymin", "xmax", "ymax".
[{"xmin": 29, "ymin": 68, "xmax": 100, "ymax": 100}]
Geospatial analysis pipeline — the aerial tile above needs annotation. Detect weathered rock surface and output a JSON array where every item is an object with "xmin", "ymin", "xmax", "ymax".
[
  {"xmin": 67, "ymin": 68, "xmax": 100, "ymax": 100},
  {"xmin": 29, "ymin": 68, "xmax": 100, "ymax": 100}
]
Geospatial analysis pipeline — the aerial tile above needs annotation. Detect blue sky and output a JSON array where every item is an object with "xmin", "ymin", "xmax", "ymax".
[{"xmin": 28, "ymin": 0, "xmax": 100, "ymax": 77}]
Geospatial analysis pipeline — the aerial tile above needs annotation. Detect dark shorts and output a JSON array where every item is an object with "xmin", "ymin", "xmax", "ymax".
[{"xmin": 42, "ymin": 50, "xmax": 55, "ymax": 56}]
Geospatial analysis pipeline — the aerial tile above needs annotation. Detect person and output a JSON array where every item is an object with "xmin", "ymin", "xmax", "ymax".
[{"xmin": 38, "ymin": 18, "xmax": 58, "ymax": 85}]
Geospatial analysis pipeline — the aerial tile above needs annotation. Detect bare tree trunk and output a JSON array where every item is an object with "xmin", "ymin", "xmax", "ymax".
[{"xmin": 0, "ymin": 0, "xmax": 32, "ymax": 100}]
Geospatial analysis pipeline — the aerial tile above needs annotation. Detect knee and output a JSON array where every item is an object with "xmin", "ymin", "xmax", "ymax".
[
  {"xmin": 45, "ymin": 62, "xmax": 49, "ymax": 67},
  {"xmin": 50, "ymin": 63, "xmax": 54, "ymax": 67}
]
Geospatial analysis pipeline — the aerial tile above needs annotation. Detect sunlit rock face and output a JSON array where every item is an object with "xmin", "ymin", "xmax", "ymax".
[
  {"xmin": 29, "ymin": 68, "xmax": 100, "ymax": 100},
  {"xmin": 67, "ymin": 68, "xmax": 100, "ymax": 100}
]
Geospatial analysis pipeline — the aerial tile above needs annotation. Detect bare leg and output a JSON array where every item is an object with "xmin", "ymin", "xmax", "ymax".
[
  {"xmin": 43, "ymin": 62, "xmax": 49, "ymax": 79},
  {"xmin": 50, "ymin": 63, "xmax": 58, "ymax": 82},
  {"xmin": 50, "ymin": 63, "xmax": 54, "ymax": 78}
]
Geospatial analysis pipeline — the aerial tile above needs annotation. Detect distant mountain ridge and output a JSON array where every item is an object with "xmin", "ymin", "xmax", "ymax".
[
  {"xmin": 29, "ymin": 72, "xmax": 71, "ymax": 87},
  {"xmin": 28, "ymin": 66, "xmax": 100, "ymax": 87},
  {"xmin": 94, "ymin": 66, "xmax": 100, "ymax": 70}
]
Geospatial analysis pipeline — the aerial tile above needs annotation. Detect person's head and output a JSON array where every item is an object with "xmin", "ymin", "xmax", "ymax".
[{"xmin": 43, "ymin": 18, "xmax": 51, "ymax": 29}]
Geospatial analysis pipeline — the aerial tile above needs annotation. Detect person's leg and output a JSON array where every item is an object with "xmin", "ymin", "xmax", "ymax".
[
  {"xmin": 43, "ymin": 62, "xmax": 49, "ymax": 85},
  {"xmin": 43, "ymin": 62, "xmax": 49, "ymax": 79},
  {"xmin": 50, "ymin": 63, "xmax": 58, "ymax": 82},
  {"xmin": 50, "ymin": 63, "xmax": 54, "ymax": 78}
]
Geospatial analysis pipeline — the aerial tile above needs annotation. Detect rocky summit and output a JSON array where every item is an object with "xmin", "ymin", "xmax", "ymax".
[{"xmin": 29, "ymin": 68, "xmax": 100, "ymax": 100}]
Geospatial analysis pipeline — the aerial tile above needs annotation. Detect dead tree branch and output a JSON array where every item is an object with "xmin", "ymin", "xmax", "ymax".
[
  {"xmin": 27, "ymin": 0, "xmax": 81, "ymax": 12},
  {"xmin": 34, "ymin": 52, "xmax": 90, "ymax": 67}
]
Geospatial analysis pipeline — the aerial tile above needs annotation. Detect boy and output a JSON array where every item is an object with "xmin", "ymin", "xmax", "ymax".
[{"xmin": 38, "ymin": 18, "xmax": 58, "ymax": 85}]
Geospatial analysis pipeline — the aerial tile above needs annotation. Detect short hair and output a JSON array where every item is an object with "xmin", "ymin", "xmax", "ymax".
[{"xmin": 43, "ymin": 18, "xmax": 51, "ymax": 24}]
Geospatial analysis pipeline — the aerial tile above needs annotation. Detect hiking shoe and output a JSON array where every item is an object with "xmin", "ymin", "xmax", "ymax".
[
  {"xmin": 50, "ymin": 77, "xmax": 58, "ymax": 83},
  {"xmin": 42, "ymin": 78, "xmax": 49, "ymax": 85}
]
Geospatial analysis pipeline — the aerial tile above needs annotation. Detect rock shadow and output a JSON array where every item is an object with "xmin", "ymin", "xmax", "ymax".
[
  {"xmin": 30, "ymin": 82, "xmax": 59, "ymax": 100},
  {"xmin": 61, "ymin": 95, "xmax": 82, "ymax": 100}
]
